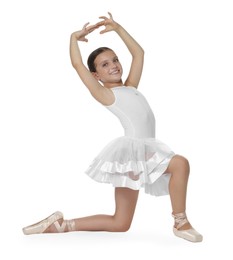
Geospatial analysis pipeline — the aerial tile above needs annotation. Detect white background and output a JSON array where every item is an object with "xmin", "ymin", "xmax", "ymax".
[{"xmin": 0, "ymin": 0, "xmax": 233, "ymax": 259}]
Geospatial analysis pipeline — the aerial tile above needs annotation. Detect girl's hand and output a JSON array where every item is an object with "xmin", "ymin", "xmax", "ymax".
[
  {"xmin": 72, "ymin": 22, "xmax": 99, "ymax": 42},
  {"xmin": 95, "ymin": 12, "xmax": 119, "ymax": 34}
]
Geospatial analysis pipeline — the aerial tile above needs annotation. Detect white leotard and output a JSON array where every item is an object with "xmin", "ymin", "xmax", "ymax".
[
  {"xmin": 106, "ymin": 86, "xmax": 155, "ymax": 138},
  {"xmin": 86, "ymin": 85, "xmax": 175, "ymax": 196}
]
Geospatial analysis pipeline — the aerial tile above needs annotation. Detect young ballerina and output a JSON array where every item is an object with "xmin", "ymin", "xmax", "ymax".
[{"xmin": 22, "ymin": 13, "xmax": 203, "ymax": 242}]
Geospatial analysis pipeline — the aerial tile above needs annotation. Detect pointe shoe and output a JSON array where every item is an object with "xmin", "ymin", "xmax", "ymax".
[
  {"xmin": 22, "ymin": 211, "xmax": 64, "ymax": 235},
  {"xmin": 172, "ymin": 212, "xmax": 203, "ymax": 242}
]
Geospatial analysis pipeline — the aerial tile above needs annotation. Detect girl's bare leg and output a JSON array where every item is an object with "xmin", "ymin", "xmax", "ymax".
[
  {"xmin": 165, "ymin": 154, "xmax": 192, "ymax": 230},
  {"xmin": 45, "ymin": 187, "xmax": 139, "ymax": 233}
]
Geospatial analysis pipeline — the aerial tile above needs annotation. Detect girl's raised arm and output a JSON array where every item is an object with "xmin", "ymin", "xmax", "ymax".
[{"xmin": 70, "ymin": 23, "xmax": 112, "ymax": 104}]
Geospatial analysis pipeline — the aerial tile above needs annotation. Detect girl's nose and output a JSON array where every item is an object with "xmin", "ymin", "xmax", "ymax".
[{"xmin": 110, "ymin": 62, "xmax": 117, "ymax": 69}]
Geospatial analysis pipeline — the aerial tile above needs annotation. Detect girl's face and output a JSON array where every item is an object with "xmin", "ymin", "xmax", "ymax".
[{"xmin": 93, "ymin": 50, "xmax": 123, "ymax": 88}]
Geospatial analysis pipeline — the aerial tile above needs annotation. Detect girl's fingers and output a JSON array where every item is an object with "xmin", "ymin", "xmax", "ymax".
[
  {"xmin": 87, "ymin": 24, "xmax": 100, "ymax": 34},
  {"xmin": 99, "ymin": 12, "xmax": 113, "ymax": 20},
  {"xmin": 82, "ymin": 22, "xmax": 90, "ymax": 29},
  {"xmin": 99, "ymin": 29, "xmax": 106, "ymax": 34},
  {"xmin": 95, "ymin": 21, "xmax": 105, "ymax": 27},
  {"xmin": 89, "ymin": 24, "xmax": 100, "ymax": 29},
  {"xmin": 107, "ymin": 12, "xmax": 113, "ymax": 19},
  {"xmin": 99, "ymin": 16, "xmax": 108, "ymax": 20},
  {"xmin": 80, "ymin": 12, "xmax": 113, "ymax": 35},
  {"xmin": 86, "ymin": 25, "xmax": 94, "ymax": 31},
  {"xmin": 88, "ymin": 28, "xmax": 95, "ymax": 33}
]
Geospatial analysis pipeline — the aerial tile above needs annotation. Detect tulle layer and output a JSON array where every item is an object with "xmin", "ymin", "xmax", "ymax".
[{"xmin": 85, "ymin": 136, "xmax": 175, "ymax": 196}]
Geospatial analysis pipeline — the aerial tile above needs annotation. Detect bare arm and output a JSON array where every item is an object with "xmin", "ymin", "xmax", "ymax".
[
  {"xmin": 97, "ymin": 13, "xmax": 144, "ymax": 88},
  {"xmin": 70, "ymin": 23, "xmax": 113, "ymax": 105}
]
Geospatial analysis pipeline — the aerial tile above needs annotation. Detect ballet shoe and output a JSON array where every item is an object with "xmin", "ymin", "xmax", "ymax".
[
  {"xmin": 22, "ymin": 211, "xmax": 64, "ymax": 235},
  {"xmin": 172, "ymin": 212, "xmax": 203, "ymax": 242}
]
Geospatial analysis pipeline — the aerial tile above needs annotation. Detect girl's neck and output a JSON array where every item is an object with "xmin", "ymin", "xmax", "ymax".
[{"xmin": 103, "ymin": 81, "xmax": 124, "ymax": 89}]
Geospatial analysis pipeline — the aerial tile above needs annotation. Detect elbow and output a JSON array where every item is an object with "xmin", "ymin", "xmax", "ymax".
[
  {"xmin": 141, "ymin": 47, "xmax": 145, "ymax": 57},
  {"xmin": 133, "ymin": 47, "xmax": 144, "ymax": 59},
  {"xmin": 141, "ymin": 46, "xmax": 145, "ymax": 54},
  {"xmin": 71, "ymin": 61, "xmax": 78, "ymax": 69}
]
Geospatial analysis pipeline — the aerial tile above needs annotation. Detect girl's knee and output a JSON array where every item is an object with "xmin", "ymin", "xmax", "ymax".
[
  {"xmin": 113, "ymin": 222, "xmax": 131, "ymax": 232},
  {"xmin": 176, "ymin": 155, "xmax": 189, "ymax": 168},
  {"xmin": 112, "ymin": 218, "xmax": 132, "ymax": 232},
  {"xmin": 170, "ymin": 155, "xmax": 190, "ymax": 173}
]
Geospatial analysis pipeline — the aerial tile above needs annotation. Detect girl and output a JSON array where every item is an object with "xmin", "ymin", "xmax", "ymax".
[{"xmin": 22, "ymin": 13, "xmax": 202, "ymax": 242}]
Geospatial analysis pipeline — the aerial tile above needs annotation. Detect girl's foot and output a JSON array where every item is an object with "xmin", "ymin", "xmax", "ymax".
[
  {"xmin": 172, "ymin": 212, "xmax": 203, "ymax": 242},
  {"xmin": 22, "ymin": 211, "xmax": 76, "ymax": 235}
]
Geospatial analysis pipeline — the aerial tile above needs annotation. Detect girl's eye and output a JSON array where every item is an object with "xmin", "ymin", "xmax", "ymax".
[
  {"xmin": 114, "ymin": 58, "xmax": 119, "ymax": 62},
  {"xmin": 102, "ymin": 63, "xmax": 108, "ymax": 67}
]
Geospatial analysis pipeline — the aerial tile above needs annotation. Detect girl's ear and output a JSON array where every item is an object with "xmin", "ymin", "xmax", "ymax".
[{"xmin": 92, "ymin": 72, "xmax": 100, "ymax": 80}]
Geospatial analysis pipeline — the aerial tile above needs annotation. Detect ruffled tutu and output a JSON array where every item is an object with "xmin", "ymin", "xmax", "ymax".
[{"xmin": 85, "ymin": 136, "xmax": 175, "ymax": 196}]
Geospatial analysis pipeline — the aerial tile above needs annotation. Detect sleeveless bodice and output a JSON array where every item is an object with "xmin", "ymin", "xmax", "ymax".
[{"xmin": 105, "ymin": 86, "xmax": 155, "ymax": 138}]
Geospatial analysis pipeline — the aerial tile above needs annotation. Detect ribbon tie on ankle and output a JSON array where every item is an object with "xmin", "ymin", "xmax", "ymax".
[
  {"xmin": 172, "ymin": 212, "xmax": 189, "ymax": 230},
  {"xmin": 54, "ymin": 219, "xmax": 76, "ymax": 232}
]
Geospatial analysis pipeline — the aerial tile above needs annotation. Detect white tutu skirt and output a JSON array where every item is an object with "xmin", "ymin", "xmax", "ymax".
[{"xmin": 85, "ymin": 136, "xmax": 175, "ymax": 196}]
